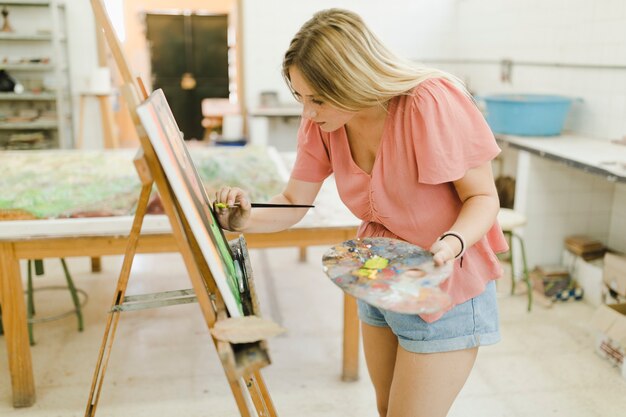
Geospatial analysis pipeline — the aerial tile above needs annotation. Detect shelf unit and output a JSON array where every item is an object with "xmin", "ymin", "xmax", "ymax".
[{"xmin": 0, "ymin": 0, "xmax": 73, "ymax": 149}]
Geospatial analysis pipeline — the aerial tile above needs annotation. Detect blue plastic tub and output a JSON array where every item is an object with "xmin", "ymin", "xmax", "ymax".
[{"xmin": 482, "ymin": 94, "xmax": 573, "ymax": 136}]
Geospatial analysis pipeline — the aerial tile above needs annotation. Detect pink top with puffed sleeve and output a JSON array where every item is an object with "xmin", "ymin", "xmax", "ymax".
[{"xmin": 290, "ymin": 77, "xmax": 508, "ymax": 323}]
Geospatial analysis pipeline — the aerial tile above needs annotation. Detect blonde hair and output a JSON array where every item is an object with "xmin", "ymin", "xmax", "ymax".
[{"xmin": 282, "ymin": 8, "xmax": 467, "ymax": 112}]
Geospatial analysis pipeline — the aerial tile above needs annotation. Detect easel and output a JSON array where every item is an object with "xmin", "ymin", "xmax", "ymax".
[{"xmin": 85, "ymin": 1, "xmax": 277, "ymax": 416}]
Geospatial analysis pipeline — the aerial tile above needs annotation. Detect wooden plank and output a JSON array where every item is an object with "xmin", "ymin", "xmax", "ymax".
[
  {"xmin": 234, "ymin": 227, "xmax": 358, "ymax": 248},
  {"xmin": 11, "ymin": 227, "xmax": 358, "ymax": 259},
  {"xmin": 13, "ymin": 234, "xmax": 178, "ymax": 259}
]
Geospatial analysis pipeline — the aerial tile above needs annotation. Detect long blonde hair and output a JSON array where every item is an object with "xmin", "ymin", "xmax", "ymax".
[{"xmin": 282, "ymin": 8, "xmax": 466, "ymax": 112}]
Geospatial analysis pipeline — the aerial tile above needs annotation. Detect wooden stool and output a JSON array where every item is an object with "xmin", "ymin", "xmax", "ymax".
[{"xmin": 497, "ymin": 208, "xmax": 532, "ymax": 311}]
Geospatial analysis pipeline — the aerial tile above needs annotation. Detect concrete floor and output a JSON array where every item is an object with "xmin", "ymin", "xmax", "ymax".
[{"xmin": 1, "ymin": 246, "xmax": 626, "ymax": 416}]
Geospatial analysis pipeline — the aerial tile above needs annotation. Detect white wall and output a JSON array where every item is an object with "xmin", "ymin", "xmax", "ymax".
[
  {"xmin": 62, "ymin": 0, "xmax": 626, "ymax": 149},
  {"xmin": 64, "ymin": 0, "xmax": 101, "ymax": 148},
  {"xmin": 68, "ymin": 0, "xmax": 459, "ymax": 147},
  {"xmin": 435, "ymin": 0, "xmax": 626, "ymax": 141},
  {"xmin": 442, "ymin": 0, "xmax": 626, "ymax": 261},
  {"xmin": 241, "ymin": 0, "xmax": 457, "ymax": 109}
]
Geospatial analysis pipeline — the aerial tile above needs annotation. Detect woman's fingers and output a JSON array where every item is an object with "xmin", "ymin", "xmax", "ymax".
[
  {"xmin": 215, "ymin": 186, "xmax": 248, "ymax": 207},
  {"xmin": 217, "ymin": 187, "xmax": 232, "ymax": 205},
  {"xmin": 212, "ymin": 187, "xmax": 251, "ymax": 232},
  {"xmin": 227, "ymin": 188, "xmax": 241, "ymax": 206},
  {"xmin": 429, "ymin": 240, "xmax": 455, "ymax": 266}
]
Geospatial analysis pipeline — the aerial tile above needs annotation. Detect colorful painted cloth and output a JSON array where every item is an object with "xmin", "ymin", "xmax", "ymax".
[{"xmin": 0, "ymin": 146, "xmax": 284, "ymax": 219}]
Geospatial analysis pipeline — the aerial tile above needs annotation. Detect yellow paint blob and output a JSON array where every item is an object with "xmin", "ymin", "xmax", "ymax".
[{"xmin": 363, "ymin": 255, "xmax": 389, "ymax": 270}]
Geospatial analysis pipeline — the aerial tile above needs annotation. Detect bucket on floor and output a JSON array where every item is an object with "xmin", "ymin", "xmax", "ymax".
[{"xmin": 482, "ymin": 94, "xmax": 574, "ymax": 136}]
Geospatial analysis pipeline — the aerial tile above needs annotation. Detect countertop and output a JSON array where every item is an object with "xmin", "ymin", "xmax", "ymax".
[{"xmin": 496, "ymin": 134, "xmax": 626, "ymax": 182}]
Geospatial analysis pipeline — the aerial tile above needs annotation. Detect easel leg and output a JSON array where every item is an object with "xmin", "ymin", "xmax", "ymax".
[
  {"xmin": 342, "ymin": 294, "xmax": 360, "ymax": 382},
  {"xmin": 241, "ymin": 373, "xmax": 276, "ymax": 417},
  {"xmin": 0, "ymin": 243, "xmax": 36, "ymax": 407},
  {"xmin": 229, "ymin": 380, "xmax": 253, "ymax": 417},
  {"xmin": 85, "ymin": 307, "xmax": 123, "ymax": 417},
  {"xmin": 85, "ymin": 183, "xmax": 153, "ymax": 417}
]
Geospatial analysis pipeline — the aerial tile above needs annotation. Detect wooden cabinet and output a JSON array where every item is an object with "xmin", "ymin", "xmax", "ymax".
[{"xmin": 145, "ymin": 12, "xmax": 229, "ymax": 140}]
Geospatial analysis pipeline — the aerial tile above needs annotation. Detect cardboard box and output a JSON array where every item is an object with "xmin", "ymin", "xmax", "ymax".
[
  {"xmin": 591, "ymin": 303, "xmax": 626, "ymax": 379},
  {"xmin": 604, "ymin": 253, "xmax": 626, "ymax": 298},
  {"xmin": 565, "ymin": 235, "xmax": 606, "ymax": 261}
]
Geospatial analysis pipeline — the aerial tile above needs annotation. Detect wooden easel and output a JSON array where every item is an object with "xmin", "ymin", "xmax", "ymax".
[{"xmin": 85, "ymin": 1, "xmax": 277, "ymax": 416}]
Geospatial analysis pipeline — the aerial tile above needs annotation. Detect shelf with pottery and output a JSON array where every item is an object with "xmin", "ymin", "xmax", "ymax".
[{"xmin": 0, "ymin": 0, "xmax": 72, "ymax": 149}]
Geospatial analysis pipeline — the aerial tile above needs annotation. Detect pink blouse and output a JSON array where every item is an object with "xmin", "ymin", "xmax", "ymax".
[{"xmin": 291, "ymin": 78, "xmax": 508, "ymax": 322}]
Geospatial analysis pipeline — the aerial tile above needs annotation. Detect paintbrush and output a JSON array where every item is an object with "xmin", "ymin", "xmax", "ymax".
[{"xmin": 215, "ymin": 202, "xmax": 314, "ymax": 209}]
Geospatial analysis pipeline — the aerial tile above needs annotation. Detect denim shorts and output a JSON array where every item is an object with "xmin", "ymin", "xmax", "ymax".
[{"xmin": 357, "ymin": 281, "xmax": 500, "ymax": 353}]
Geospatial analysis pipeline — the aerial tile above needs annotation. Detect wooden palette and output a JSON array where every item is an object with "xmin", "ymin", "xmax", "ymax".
[{"xmin": 322, "ymin": 237, "xmax": 453, "ymax": 314}]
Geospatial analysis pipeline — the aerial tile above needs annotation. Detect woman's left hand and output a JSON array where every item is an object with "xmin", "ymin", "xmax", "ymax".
[{"xmin": 429, "ymin": 238, "xmax": 456, "ymax": 266}]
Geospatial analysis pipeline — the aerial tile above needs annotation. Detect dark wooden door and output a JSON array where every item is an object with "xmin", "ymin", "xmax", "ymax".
[{"xmin": 146, "ymin": 13, "xmax": 229, "ymax": 140}]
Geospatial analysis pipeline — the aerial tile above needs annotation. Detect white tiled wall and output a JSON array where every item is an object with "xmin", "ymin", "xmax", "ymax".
[
  {"xmin": 513, "ymin": 151, "xmax": 619, "ymax": 268},
  {"xmin": 430, "ymin": 0, "xmax": 626, "ymax": 265},
  {"xmin": 431, "ymin": 0, "xmax": 626, "ymax": 140},
  {"xmin": 243, "ymin": 0, "xmax": 457, "ymax": 110}
]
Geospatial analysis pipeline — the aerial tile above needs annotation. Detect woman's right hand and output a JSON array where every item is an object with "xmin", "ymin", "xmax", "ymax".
[{"xmin": 214, "ymin": 186, "xmax": 251, "ymax": 232}]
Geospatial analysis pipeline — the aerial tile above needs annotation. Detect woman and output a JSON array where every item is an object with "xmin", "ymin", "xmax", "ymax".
[{"xmin": 215, "ymin": 8, "xmax": 507, "ymax": 417}]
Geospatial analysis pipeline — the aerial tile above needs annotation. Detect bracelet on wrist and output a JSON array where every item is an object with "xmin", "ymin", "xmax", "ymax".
[{"xmin": 439, "ymin": 231, "xmax": 466, "ymax": 259}]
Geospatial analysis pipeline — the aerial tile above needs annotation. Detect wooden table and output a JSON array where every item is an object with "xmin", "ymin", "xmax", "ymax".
[
  {"xmin": 0, "ymin": 148, "xmax": 363, "ymax": 408},
  {"xmin": 0, "ymin": 215, "xmax": 359, "ymax": 407}
]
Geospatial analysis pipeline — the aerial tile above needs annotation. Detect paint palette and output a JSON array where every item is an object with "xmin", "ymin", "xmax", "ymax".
[{"xmin": 322, "ymin": 237, "xmax": 453, "ymax": 314}]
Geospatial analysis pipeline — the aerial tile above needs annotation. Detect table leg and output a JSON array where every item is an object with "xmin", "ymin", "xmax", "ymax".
[
  {"xmin": 0, "ymin": 243, "xmax": 35, "ymax": 407},
  {"xmin": 90, "ymin": 257, "xmax": 102, "ymax": 273},
  {"xmin": 341, "ymin": 294, "xmax": 360, "ymax": 381},
  {"xmin": 298, "ymin": 246, "xmax": 307, "ymax": 263}
]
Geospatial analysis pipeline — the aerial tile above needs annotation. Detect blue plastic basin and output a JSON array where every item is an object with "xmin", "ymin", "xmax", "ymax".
[{"xmin": 483, "ymin": 94, "xmax": 573, "ymax": 136}]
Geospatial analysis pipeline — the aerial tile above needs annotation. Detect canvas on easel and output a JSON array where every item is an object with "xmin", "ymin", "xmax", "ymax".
[
  {"xmin": 85, "ymin": 1, "xmax": 279, "ymax": 416},
  {"xmin": 137, "ymin": 89, "xmax": 244, "ymax": 316}
]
